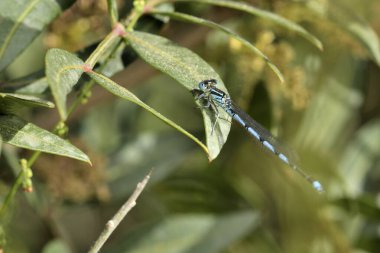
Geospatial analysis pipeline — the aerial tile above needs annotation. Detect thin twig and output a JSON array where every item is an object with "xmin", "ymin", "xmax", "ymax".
[{"xmin": 87, "ymin": 170, "xmax": 152, "ymax": 253}]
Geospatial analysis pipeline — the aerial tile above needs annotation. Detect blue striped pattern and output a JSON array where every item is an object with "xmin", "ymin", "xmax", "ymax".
[{"xmin": 195, "ymin": 79, "xmax": 323, "ymax": 193}]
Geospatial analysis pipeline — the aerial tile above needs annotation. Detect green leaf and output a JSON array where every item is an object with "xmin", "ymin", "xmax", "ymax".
[
  {"xmin": 16, "ymin": 77, "xmax": 49, "ymax": 95},
  {"xmin": 86, "ymin": 70, "xmax": 213, "ymax": 159},
  {"xmin": 46, "ymin": 48, "xmax": 85, "ymax": 120},
  {"xmin": 0, "ymin": 0, "xmax": 75, "ymax": 71},
  {"xmin": 124, "ymin": 31, "xmax": 230, "ymax": 160},
  {"xmin": 0, "ymin": 115, "xmax": 90, "ymax": 163},
  {"xmin": 116, "ymin": 211, "xmax": 259, "ymax": 253},
  {"xmin": 329, "ymin": 2, "xmax": 380, "ymax": 66},
  {"xmin": 171, "ymin": 0, "xmax": 323, "ymax": 50},
  {"xmin": 42, "ymin": 239, "xmax": 71, "ymax": 253},
  {"xmin": 149, "ymin": 10, "xmax": 284, "ymax": 82},
  {"xmin": 107, "ymin": 132, "xmax": 195, "ymax": 200},
  {"xmin": 338, "ymin": 119, "xmax": 380, "ymax": 197},
  {"xmin": 0, "ymin": 92, "xmax": 54, "ymax": 108}
]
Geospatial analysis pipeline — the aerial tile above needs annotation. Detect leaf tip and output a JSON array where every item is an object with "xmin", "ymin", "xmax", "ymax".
[
  {"xmin": 46, "ymin": 101, "xmax": 55, "ymax": 108},
  {"xmin": 316, "ymin": 40, "xmax": 324, "ymax": 51},
  {"xmin": 267, "ymin": 62, "xmax": 285, "ymax": 83},
  {"xmin": 81, "ymin": 155, "xmax": 92, "ymax": 165}
]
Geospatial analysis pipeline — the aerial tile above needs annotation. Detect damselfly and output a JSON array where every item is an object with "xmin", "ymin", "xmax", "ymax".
[{"xmin": 193, "ymin": 79, "xmax": 323, "ymax": 192}]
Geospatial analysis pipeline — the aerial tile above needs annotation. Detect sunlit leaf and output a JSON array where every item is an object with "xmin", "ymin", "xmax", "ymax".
[
  {"xmin": 114, "ymin": 211, "xmax": 259, "ymax": 253},
  {"xmin": 86, "ymin": 71, "xmax": 212, "ymax": 159},
  {"xmin": 149, "ymin": 10, "xmax": 284, "ymax": 82},
  {"xmin": 0, "ymin": 115, "xmax": 90, "ymax": 163},
  {"xmin": 171, "ymin": 0, "xmax": 323, "ymax": 50},
  {"xmin": 124, "ymin": 31, "xmax": 231, "ymax": 160},
  {"xmin": 46, "ymin": 48, "xmax": 84, "ymax": 120},
  {"xmin": 0, "ymin": 0, "xmax": 75, "ymax": 71}
]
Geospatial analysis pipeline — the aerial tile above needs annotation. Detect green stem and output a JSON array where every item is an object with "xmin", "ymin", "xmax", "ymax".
[
  {"xmin": 107, "ymin": 0, "xmax": 119, "ymax": 26},
  {"xmin": 0, "ymin": 170, "xmax": 24, "ymax": 218},
  {"xmin": 27, "ymin": 151, "xmax": 41, "ymax": 168},
  {"xmin": 68, "ymin": 40, "xmax": 124, "ymax": 116},
  {"xmin": 86, "ymin": 32, "xmax": 120, "ymax": 68}
]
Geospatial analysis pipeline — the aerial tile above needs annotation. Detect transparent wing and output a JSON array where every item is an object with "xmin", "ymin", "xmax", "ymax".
[{"xmin": 230, "ymin": 101, "xmax": 299, "ymax": 164}]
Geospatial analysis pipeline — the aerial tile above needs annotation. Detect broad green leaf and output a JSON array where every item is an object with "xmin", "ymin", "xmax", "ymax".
[
  {"xmin": 0, "ymin": 92, "xmax": 54, "ymax": 108},
  {"xmin": 125, "ymin": 31, "xmax": 225, "ymax": 91},
  {"xmin": 86, "ymin": 71, "xmax": 212, "ymax": 159},
  {"xmin": 170, "ymin": 0, "xmax": 323, "ymax": 50},
  {"xmin": 149, "ymin": 10, "xmax": 284, "ymax": 82},
  {"xmin": 0, "ymin": 115, "xmax": 90, "ymax": 163},
  {"xmin": 114, "ymin": 211, "xmax": 259, "ymax": 253},
  {"xmin": 0, "ymin": 0, "xmax": 75, "ymax": 71},
  {"xmin": 46, "ymin": 48, "xmax": 84, "ymax": 120},
  {"xmin": 124, "ymin": 31, "xmax": 230, "ymax": 160}
]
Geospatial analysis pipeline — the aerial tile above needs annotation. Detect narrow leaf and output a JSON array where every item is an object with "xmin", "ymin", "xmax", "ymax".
[
  {"xmin": 0, "ymin": 115, "xmax": 90, "ymax": 163},
  {"xmin": 171, "ymin": 0, "xmax": 323, "ymax": 50},
  {"xmin": 124, "ymin": 31, "xmax": 231, "ymax": 160},
  {"xmin": 87, "ymin": 71, "xmax": 212, "ymax": 159},
  {"xmin": 149, "ymin": 10, "xmax": 284, "ymax": 82},
  {"xmin": 0, "ymin": 0, "xmax": 76, "ymax": 71},
  {"xmin": 0, "ymin": 92, "xmax": 54, "ymax": 108},
  {"xmin": 46, "ymin": 48, "xmax": 84, "ymax": 120}
]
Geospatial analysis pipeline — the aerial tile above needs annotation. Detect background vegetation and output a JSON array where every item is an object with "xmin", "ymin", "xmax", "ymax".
[{"xmin": 1, "ymin": 0, "xmax": 380, "ymax": 252}]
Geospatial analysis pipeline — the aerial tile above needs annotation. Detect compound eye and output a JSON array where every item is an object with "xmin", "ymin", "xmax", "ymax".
[{"xmin": 198, "ymin": 81, "xmax": 207, "ymax": 90}]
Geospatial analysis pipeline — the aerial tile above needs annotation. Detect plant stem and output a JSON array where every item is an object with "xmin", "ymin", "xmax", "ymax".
[
  {"xmin": 0, "ymin": 0, "xmax": 153, "ymax": 220},
  {"xmin": 87, "ymin": 171, "xmax": 152, "ymax": 253},
  {"xmin": 107, "ymin": 0, "xmax": 119, "ymax": 26},
  {"xmin": 0, "ymin": 169, "xmax": 24, "ymax": 218},
  {"xmin": 86, "ymin": 32, "xmax": 121, "ymax": 68}
]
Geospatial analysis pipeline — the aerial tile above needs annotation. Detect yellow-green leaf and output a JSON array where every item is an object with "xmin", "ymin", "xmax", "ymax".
[
  {"xmin": 124, "ymin": 31, "xmax": 231, "ymax": 160},
  {"xmin": 0, "ymin": 115, "xmax": 90, "ymax": 163},
  {"xmin": 149, "ymin": 10, "xmax": 284, "ymax": 82}
]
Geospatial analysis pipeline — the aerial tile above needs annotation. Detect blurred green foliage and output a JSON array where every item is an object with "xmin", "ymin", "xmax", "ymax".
[{"xmin": 1, "ymin": 0, "xmax": 380, "ymax": 253}]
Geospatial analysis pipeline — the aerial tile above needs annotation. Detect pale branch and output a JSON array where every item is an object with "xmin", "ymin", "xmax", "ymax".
[{"xmin": 88, "ymin": 170, "xmax": 152, "ymax": 253}]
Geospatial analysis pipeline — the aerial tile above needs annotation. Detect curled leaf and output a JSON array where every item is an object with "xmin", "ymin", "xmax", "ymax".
[{"xmin": 46, "ymin": 48, "xmax": 84, "ymax": 120}]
